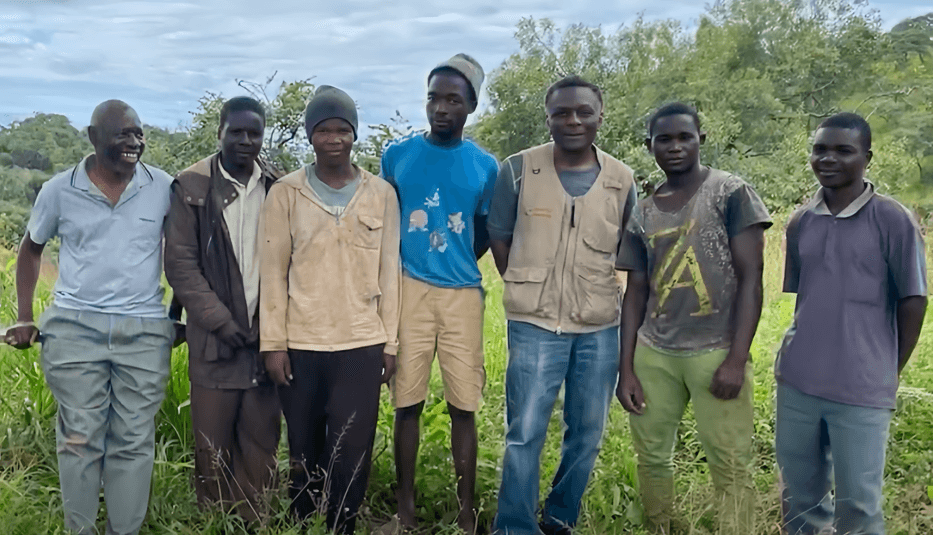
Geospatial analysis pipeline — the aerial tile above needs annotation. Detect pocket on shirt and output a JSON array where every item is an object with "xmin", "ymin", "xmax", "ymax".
[
  {"xmin": 574, "ymin": 265, "xmax": 621, "ymax": 325},
  {"xmin": 129, "ymin": 216, "xmax": 163, "ymax": 254},
  {"xmin": 354, "ymin": 214, "xmax": 383, "ymax": 250}
]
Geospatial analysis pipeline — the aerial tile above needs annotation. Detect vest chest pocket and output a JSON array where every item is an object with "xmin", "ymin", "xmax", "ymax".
[{"xmin": 502, "ymin": 266, "xmax": 549, "ymax": 315}]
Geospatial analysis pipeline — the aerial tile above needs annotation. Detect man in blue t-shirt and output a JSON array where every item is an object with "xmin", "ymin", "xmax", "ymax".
[{"xmin": 380, "ymin": 53, "xmax": 498, "ymax": 533}]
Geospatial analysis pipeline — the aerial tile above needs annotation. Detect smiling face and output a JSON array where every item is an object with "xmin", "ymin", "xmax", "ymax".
[
  {"xmin": 310, "ymin": 117, "xmax": 355, "ymax": 166},
  {"xmin": 90, "ymin": 106, "xmax": 145, "ymax": 176},
  {"xmin": 219, "ymin": 110, "xmax": 264, "ymax": 172},
  {"xmin": 646, "ymin": 113, "xmax": 705, "ymax": 175},
  {"xmin": 426, "ymin": 70, "xmax": 474, "ymax": 141},
  {"xmin": 810, "ymin": 126, "xmax": 872, "ymax": 190},
  {"xmin": 546, "ymin": 86, "xmax": 602, "ymax": 153}
]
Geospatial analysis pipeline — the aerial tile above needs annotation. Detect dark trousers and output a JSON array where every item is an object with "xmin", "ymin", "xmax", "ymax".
[
  {"xmin": 190, "ymin": 383, "xmax": 281, "ymax": 522},
  {"xmin": 280, "ymin": 345, "xmax": 384, "ymax": 534}
]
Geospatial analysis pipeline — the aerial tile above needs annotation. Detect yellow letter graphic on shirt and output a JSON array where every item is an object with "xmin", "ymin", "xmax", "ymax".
[{"xmin": 648, "ymin": 220, "xmax": 714, "ymax": 318}]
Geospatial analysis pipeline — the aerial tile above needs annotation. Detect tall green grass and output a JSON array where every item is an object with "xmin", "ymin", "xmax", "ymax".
[{"xmin": 0, "ymin": 220, "xmax": 932, "ymax": 534}]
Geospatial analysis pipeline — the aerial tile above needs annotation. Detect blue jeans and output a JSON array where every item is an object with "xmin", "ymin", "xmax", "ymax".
[
  {"xmin": 493, "ymin": 321, "xmax": 619, "ymax": 535},
  {"xmin": 776, "ymin": 383, "xmax": 893, "ymax": 535}
]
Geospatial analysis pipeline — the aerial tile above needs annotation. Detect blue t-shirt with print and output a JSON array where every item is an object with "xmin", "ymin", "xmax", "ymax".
[{"xmin": 381, "ymin": 132, "xmax": 498, "ymax": 288}]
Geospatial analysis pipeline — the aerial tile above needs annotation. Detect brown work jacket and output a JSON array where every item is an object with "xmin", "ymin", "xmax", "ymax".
[{"xmin": 164, "ymin": 153, "xmax": 281, "ymax": 389}]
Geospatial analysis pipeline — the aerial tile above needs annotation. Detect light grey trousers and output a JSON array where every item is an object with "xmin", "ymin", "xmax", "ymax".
[{"xmin": 40, "ymin": 305, "xmax": 172, "ymax": 535}]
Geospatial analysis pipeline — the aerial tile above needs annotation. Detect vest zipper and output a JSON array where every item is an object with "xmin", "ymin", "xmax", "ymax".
[{"xmin": 556, "ymin": 199, "xmax": 576, "ymax": 335}]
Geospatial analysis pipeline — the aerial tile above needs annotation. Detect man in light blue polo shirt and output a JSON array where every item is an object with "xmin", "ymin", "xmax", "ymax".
[{"xmin": 4, "ymin": 100, "xmax": 175, "ymax": 535}]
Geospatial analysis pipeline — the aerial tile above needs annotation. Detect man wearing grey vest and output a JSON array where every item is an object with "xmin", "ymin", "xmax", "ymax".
[{"xmin": 487, "ymin": 75, "xmax": 638, "ymax": 535}]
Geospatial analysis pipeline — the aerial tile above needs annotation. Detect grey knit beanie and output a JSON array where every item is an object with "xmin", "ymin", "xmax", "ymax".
[
  {"xmin": 304, "ymin": 85, "xmax": 358, "ymax": 140},
  {"xmin": 429, "ymin": 53, "xmax": 484, "ymax": 104}
]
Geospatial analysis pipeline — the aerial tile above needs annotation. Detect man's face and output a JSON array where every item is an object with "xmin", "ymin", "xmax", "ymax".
[
  {"xmin": 647, "ymin": 114, "xmax": 704, "ymax": 175},
  {"xmin": 426, "ymin": 71, "xmax": 473, "ymax": 139},
  {"xmin": 810, "ymin": 127, "xmax": 871, "ymax": 190},
  {"xmin": 219, "ymin": 110, "xmax": 264, "ymax": 169},
  {"xmin": 309, "ymin": 117, "xmax": 354, "ymax": 164},
  {"xmin": 546, "ymin": 86, "xmax": 602, "ymax": 153},
  {"xmin": 92, "ymin": 108, "xmax": 145, "ymax": 175}
]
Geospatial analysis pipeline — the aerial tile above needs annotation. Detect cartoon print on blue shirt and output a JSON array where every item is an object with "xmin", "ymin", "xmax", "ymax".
[
  {"xmin": 448, "ymin": 212, "xmax": 465, "ymax": 234},
  {"xmin": 409, "ymin": 209, "xmax": 428, "ymax": 232},
  {"xmin": 425, "ymin": 189, "xmax": 440, "ymax": 208},
  {"xmin": 429, "ymin": 229, "xmax": 448, "ymax": 252}
]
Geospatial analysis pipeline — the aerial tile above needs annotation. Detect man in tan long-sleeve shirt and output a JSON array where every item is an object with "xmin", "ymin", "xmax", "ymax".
[{"xmin": 260, "ymin": 85, "xmax": 401, "ymax": 534}]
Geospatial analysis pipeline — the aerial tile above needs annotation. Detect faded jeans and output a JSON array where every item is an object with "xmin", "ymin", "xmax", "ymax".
[
  {"xmin": 493, "ymin": 321, "xmax": 619, "ymax": 535},
  {"xmin": 776, "ymin": 383, "xmax": 892, "ymax": 535},
  {"xmin": 40, "ymin": 305, "xmax": 172, "ymax": 535}
]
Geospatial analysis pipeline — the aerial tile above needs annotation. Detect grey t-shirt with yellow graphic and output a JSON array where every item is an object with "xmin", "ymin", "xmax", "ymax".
[{"xmin": 615, "ymin": 169, "xmax": 772, "ymax": 354}]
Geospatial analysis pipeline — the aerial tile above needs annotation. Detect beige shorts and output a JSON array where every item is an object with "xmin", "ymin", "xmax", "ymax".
[{"xmin": 393, "ymin": 275, "xmax": 485, "ymax": 411}]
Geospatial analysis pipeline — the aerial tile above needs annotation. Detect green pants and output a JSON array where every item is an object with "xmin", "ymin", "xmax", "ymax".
[{"xmin": 629, "ymin": 343, "xmax": 755, "ymax": 535}]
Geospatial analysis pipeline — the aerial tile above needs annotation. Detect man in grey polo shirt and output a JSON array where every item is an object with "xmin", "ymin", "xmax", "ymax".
[
  {"xmin": 776, "ymin": 112, "xmax": 927, "ymax": 535},
  {"xmin": 4, "ymin": 100, "xmax": 175, "ymax": 535}
]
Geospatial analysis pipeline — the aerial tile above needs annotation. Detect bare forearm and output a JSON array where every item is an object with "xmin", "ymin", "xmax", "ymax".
[
  {"xmin": 897, "ymin": 296, "xmax": 927, "ymax": 374},
  {"xmin": 489, "ymin": 239, "xmax": 511, "ymax": 276},
  {"xmin": 16, "ymin": 234, "xmax": 44, "ymax": 322},
  {"xmin": 620, "ymin": 273, "xmax": 648, "ymax": 374},
  {"xmin": 728, "ymin": 276, "xmax": 763, "ymax": 362}
]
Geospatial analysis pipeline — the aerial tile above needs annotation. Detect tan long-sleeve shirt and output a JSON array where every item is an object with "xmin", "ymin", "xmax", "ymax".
[{"xmin": 259, "ymin": 166, "xmax": 401, "ymax": 355}]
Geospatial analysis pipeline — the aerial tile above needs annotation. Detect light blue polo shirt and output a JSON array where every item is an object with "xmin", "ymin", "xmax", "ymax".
[{"xmin": 27, "ymin": 155, "xmax": 173, "ymax": 318}]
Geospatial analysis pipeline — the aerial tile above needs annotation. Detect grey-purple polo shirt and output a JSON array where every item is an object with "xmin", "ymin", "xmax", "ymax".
[{"xmin": 777, "ymin": 182, "xmax": 927, "ymax": 409}]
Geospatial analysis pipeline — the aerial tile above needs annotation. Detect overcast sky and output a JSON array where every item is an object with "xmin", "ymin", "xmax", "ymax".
[{"xmin": 1, "ymin": 0, "xmax": 931, "ymax": 138}]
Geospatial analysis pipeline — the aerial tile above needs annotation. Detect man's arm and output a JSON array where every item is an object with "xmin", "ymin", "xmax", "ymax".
[
  {"xmin": 259, "ymin": 184, "xmax": 293, "ymax": 386},
  {"xmin": 709, "ymin": 225, "xmax": 766, "ymax": 400},
  {"xmin": 378, "ymin": 190, "xmax": 402, "ymax": 383},
  {"xmin": 897, "ymin": 296, "xmax": 927, "ymax": 375},
  {"xmin": 6, "ymin": 233, "xmax": 45, "ymax": 348},
  {"xmin": 617, "ymin": 269, "xmax": 649, "ymax": 414},
  {"xmin": 489, "ymin": 239, "xmax": 511, "ymax": 277},
  {"xmin": 474, "ymin": 214, "xmax": 490, "ymax": 260},
  {"xmin": 163, "ymin": 181, "xmax": 245, "ymax": 348}
]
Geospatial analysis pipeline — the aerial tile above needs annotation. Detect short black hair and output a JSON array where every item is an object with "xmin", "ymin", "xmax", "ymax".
[
  {"xmin": 817, "ymin": 112, "xmax": 871, "ymax": 152},
  {"xmin": 220, "ymin": 96, "xmax": 266, "ymax": 127},
  {"xmin": 646, "ymin": 102, "xmax": 701, "ymax": 137},
  {"xmin": 545, "ymin": 75, "xmax": 603, "ymax": 108},
  {"xmin": 428, "ymin": 67, "xmax": 477, "ymax": 105}
]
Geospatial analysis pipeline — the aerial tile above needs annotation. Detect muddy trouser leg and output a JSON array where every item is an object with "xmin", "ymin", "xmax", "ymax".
[{"xmin": 628, "ymin": 343, "xmax": 689, "ymax": 535}]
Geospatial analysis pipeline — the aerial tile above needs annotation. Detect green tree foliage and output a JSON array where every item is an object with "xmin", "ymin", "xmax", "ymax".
[
  {"xmin": 0, "ymin": 114, "xmax": 92, "ymax": 173},
  {"xmin": 472, "ymin": 0, "xmax": 933, "ymax": 212}
]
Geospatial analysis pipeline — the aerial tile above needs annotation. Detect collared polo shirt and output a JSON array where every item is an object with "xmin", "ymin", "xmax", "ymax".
[
  {"xmin": 219, "ymin": 160, "xmax": 264, "ymax": 327},
  {"xmin": 777, "ymin": 182, "xmax": 927, "ymax": 409},
  {"xmin": 27, "ymin": 155, "xmax": 174, "ymax": 318}
]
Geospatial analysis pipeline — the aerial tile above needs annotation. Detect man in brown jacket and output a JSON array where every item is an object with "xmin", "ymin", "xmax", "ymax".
[{"xmin": 164, "ymin": 96, "xmax": 282, "ymax": 521}]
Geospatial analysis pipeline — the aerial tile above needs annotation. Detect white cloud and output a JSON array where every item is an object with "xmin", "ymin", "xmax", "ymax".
[{"xmin": 0, "ymin": 0, "xmax": 928, "ymax": 136}]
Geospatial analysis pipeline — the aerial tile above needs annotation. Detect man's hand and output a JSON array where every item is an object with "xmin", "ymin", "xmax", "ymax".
[
  {"xmin": 617, "ymin": 369, "xmax": 646, "ymax": 415},
  {"xmin": 172, "ymin": 322, "xmax": 186, "ymax": 348},
  {"xmin": 216, "ymin": 322, "xmax": 247, "ymax": 350},
  {"xmin": 263, "ymin": 351, "xmax": 292, "ymax": 387},
  {"xmin": 709, "ymin": 353, "xmax": 747, "ymax": 400},
  {"xmin": 4, "ymin": 323, "xmax": 39, "ymax": 349},
  {"xmin": 381, "ymin": 352, "xmax": 397, "ymax": 384}
]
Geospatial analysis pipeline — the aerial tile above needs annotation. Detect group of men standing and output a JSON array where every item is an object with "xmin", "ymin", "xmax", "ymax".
[{"xmin": 3, "ymin": 50, "xmax": 926, "ymax": 535}]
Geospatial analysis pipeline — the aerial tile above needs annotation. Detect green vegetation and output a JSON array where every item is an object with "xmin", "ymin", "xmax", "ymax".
[
  {"xmin": 1, "ymin": 1, "xmax": 932, "ymax": 533},
  {"xmin": 1, "ymin": 229, "xmax": 932, "ymax": 534}
]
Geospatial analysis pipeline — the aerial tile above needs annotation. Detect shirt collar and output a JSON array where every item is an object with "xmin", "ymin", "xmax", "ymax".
[
  {"xmin": 809, "ymin": 180, "xmax": 875, "ymax": 218},
  {"xmin": 219, "ymin": 159, "xmax": 262, "ymax": 192},
  {"xmin": 71, "ymin": 154, "xmax": 146, "ymax": 199}
]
